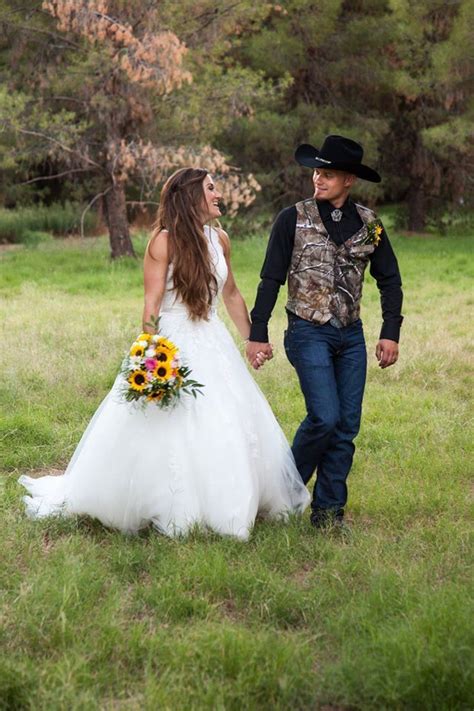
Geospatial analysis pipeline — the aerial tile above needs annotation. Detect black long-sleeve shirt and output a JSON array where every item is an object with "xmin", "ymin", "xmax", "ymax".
[{"xmin": 249, "ymin": 198, "xmax": 403, "ymax": 342}]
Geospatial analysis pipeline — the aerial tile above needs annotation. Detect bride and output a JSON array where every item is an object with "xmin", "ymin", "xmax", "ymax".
[{"xmin": 19, "ymin": 168, "xmax": 309, "ymax": 539}]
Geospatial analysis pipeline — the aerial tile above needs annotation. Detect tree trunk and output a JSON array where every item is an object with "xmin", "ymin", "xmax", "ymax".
[
  {"xmin": 407, "ymin": 135, "xmax": 427, "ymax": 232},
  {"xmin": 103, "ymin": 182, "xmax": 136, "ymax": 258},
  {"xmin": 407, "ymin": 181, "xmax": 427, "ymax": 232}
]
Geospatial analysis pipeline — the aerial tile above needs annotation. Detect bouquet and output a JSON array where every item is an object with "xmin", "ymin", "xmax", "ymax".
[{"xmin": 120, "ymin": 317, "xmax": 204, "ymax": 408}]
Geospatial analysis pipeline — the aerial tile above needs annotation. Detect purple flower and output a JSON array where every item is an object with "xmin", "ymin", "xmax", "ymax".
[{"xmin": 145, "ymin": 358, "xmax": 158, "ymax": 370}]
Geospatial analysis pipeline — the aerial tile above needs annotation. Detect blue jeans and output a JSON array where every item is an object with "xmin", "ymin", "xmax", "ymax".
[{"xmin": 284, "ymin": 313, "xmax": 367, "ymax": 512}]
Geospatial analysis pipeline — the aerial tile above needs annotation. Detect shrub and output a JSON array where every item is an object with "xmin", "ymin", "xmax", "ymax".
[{"xmin": 0, "ymin": 202, "xmax": 100, "ymax": 243}]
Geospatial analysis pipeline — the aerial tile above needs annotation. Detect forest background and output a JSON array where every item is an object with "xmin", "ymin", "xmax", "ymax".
[
  {"xmin": 1, "ymin": 3, "xmax": 473, "ymax": 707},
  {"xmin": 0, "ymin": 0, "xmax": 473, "ymax": 257}
]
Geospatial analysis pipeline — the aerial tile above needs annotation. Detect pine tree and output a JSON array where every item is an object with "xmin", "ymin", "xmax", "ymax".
[
  {"xmin": 386, "ymin": 0, "xmax": 474, "ymax": 230},
  {"xmin": 0, "ymin": 0, "xmax": 265, "ymax": 255},
  {"xmin": 220, "ymin": 0, "xmax": 396, "ymax": 209},
  {"xmin": 219, "ymin": 0, "xmax": 474, "ymax": 230}
]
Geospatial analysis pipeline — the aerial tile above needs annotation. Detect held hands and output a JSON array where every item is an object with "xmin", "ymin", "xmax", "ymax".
[
  {"xmin": 247, "ymin": 338, "xmax": 398, "ymax": 369},
  {"xmin": 246, "ymin": 341, "xmax": 274, "ymax": 370},
  {"xmin": 375, "ymin": 339, "xmax": 399, "ymax": 369}
]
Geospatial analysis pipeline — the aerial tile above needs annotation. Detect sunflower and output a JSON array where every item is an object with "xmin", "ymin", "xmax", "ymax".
[
  {"xmin": 157, "ymin": 337, "xmax": 178, "ymax": 355},
  {"xmin": 130, "ymin": 343, "xmax": 145, "ymax": 357},
  {"xmin": 152, "ymin": 361, "xmax": 173, "ymax": 381},
  {"xmin": 155, "ymin": 348, "xmax": 171, "ymax": 363},
  {"xmin": 147, "ymin": 390, "xmax": 164, "ymax": 402},
  {"xmin": 137, "ymin": 332, "xmax": 152, "ymax": 342},
  {"xmin": 128, "ymin": 370, "xmax": 148, "ymax": 391}
]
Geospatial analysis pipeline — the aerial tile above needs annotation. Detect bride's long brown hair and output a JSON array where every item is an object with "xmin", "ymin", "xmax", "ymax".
[{"xmin": 153, "ymin": 168, "xmax": 218, "ymax": 321}]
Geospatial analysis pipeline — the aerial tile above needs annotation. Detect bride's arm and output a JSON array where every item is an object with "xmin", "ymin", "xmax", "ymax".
[
  {"xmin": 218, "ymin": 228, "xmax": 251, "ymax": 340},
  {"xmin": 142, "ymin": 230, "xmax": 169, "ymax": 332}
]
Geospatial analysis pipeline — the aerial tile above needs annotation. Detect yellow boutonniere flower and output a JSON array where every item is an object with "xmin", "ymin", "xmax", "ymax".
[{"xmin": 365, "ymin": 220, "xmax": 384, "ymax": 246}]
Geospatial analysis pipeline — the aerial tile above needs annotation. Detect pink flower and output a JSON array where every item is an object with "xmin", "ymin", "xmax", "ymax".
[
  {"xmin": 145, "ymin": 358, "xmax": 157, "ymax": 370},
  {"xmin": 146, "ymin": 372, "xmax": 154, "ymax": 382}
]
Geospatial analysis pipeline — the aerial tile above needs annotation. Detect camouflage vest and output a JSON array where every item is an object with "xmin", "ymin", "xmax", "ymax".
[{"xmin": 286, "ymin": 199, "xmax": 377, "ymax": 326}]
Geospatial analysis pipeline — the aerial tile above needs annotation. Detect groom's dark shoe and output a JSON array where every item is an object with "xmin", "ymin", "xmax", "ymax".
[{"xmin": 310, "ymin": 506, "xmax": 345, "ymax": 530}]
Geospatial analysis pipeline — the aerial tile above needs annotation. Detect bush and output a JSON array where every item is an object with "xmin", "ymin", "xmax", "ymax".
[
  {"xmin": 0, "ymin": 202, "xmax": 100, "ymax": 244},
  {"xmin": 388, "ymin": 202, "xmax": 474, "ymax": 235},
  {"xmin": 221, "ymin": 207, "xmax": 274, "ymax": 240},
  {"xmin": 21, "ymin": 230, "xmax": 54, "ymax": 247}
]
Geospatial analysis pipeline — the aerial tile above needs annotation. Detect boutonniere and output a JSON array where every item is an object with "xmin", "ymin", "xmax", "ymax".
[{"xmin": 364, "ymin": 220, "xmax": 383, "ymax": 246}]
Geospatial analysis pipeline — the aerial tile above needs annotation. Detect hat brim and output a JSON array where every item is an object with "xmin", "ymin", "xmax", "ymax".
[{"xmin": 295, "ymin": 143, "xmax": 381, "ymax": 183}]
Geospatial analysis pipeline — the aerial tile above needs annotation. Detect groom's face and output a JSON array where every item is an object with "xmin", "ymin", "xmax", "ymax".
[{"xmin": 313, "ymin": 169, "xmax": 356, "ymax": 203}]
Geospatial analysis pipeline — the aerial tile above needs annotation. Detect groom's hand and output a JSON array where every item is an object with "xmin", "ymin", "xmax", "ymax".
[
  {"xmin": 375, "ymin": 339, "xmax": 399, "ymax": 369},
  {"xmin": 246, "ymin": 341, "xmax": 273, "ymax": 370}
]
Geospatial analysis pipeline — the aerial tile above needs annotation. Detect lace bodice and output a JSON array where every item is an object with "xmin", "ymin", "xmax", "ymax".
[{"xmin": 160, "ymin": 226, "xmax": 228, "ymax": 316}]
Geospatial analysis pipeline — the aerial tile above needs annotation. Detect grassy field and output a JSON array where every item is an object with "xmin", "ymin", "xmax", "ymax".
[{"xmin": 0, "ymin": 226, "xmax": 473, "ymax": 710}]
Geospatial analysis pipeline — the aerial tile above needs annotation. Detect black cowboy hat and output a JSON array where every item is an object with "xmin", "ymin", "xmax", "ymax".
[{"xmin": 295, "ymin": 134, "xmax": 381, "ymax": 183}]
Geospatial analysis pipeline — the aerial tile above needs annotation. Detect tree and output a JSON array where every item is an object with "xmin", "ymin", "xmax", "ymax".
[
  {"xmin": 219, "ymin": 0, "xmax": 396, "ymax": 209},
  {"xmin": 0, "ymin": 1, "xmax": 265, "ymax": 255},
  {"xmin": 217, "ymin": 0, "xmax": 474, "ymax": 230},
  {"xmin": 385, "ymin": 0, "xmax": 474, "ymax": 230}
]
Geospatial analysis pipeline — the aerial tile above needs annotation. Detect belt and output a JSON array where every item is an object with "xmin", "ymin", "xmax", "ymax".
[{"xmin": 287, "ymin": 311, "xmax": 345, "ymax": 329}]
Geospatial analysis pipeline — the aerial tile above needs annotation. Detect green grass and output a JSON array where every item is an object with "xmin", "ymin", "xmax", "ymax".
[{"xmin": 0, "ymin": 227, "xmax": 473, "ymax": 709}]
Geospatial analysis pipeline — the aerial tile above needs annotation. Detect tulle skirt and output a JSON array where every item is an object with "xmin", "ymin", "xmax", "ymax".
[{"xmin": 19, "ymin": 309, "xmax": 309, "ymax": 540}]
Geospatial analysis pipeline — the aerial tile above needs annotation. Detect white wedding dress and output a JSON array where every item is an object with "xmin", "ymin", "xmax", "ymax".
[{"xmin": 19, "ymin": 226, "xmax": 309, "ymax": 539}]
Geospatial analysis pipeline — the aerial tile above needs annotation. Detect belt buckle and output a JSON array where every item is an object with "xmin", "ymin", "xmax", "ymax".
[{"xmin": 329, "ymin": 316, "xmax": 343, "ymax": 329}]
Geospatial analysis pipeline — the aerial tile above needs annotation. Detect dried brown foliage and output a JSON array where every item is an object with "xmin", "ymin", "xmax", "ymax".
[
  {"xmin": 40, "ymin": 1, "xmax": 260, "ymax": 216},
  {"xmin": 43, "ymin": 0, "xmax": 192, "ymax": 91},
  {"xmin": 107, "ymin": 140, "xmax": 261, "ymax": 215}
]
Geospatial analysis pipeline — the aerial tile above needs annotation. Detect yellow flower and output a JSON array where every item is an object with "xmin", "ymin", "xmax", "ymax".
[
  {"xmin": 128, "ymin": 370, "xmax": 148, "ymax": 391},
  {"xmin": 365, "ymin": 220, "xmax": 384, "ymax": 247},
  {"xmin": 130, "ymin": 343, "xmax": 145, "ymax": 357},
  {"xmin": 137, "ymin": 332, "xmax": 152, "ymax": 342},
  {"xmin": 155, "ymin": 348, "xmax": 171, "ymax": 363},
  {"xmin": 157, "ymin": 337, "xmax": 178, "ymax": 355},
  {"xmin": 152, "ymin": 361, "xmax": 172, "ymax": 381},
  {"xmin": 174, "ymin": 372, "xmax": 183, "ymax": 387},
  {"xmin": 147, "ymin": 391, "xmax": 164, "ymax": 402}
]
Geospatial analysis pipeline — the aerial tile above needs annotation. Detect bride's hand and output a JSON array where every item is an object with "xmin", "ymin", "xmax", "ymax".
[{"xmin": 246, "ymin": 341, "xmax": 273, "ymax": 370}]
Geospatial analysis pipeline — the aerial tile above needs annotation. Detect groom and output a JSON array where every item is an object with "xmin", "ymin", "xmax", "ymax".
[{"xmin": 246, "ymin": 135, "xmax": 403, "ymax": 529}]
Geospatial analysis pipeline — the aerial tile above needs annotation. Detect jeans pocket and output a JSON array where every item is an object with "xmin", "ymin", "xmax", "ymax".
[
  {"xmin": 286, "ymin": 317, "xmax": 296, "ymax": 335},
  {"xmin": 284, "ymin": 331, "xmax": 295, "ymax": 366}
]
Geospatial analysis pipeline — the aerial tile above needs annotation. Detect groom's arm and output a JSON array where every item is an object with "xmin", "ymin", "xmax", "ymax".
[
  {"xmin": 369, "ymin": 224, "xmax": 403, "ymax": 368},
  {"xmin": 249, "ymin": 206, "xmax": 297, "ymax": 344}
]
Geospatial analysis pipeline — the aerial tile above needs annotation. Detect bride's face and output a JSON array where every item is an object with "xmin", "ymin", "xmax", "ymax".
[{"xmin": 200, "ymin": 174, "xmax": 222, "ymax": 221}]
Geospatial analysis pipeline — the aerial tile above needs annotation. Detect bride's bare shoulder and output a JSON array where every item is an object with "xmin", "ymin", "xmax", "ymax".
[
  {"xmin": 215, "ymin": 227, "xmax": 230, "ymax": 255},
  {"xmin": 146, "ymin": 229, "xmax": 169, "ymax": 262}
]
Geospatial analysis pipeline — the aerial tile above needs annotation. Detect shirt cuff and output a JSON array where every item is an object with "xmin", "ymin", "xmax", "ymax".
[
  {"xmin": 379, "ymin": 320, "xmax": 402, "ymax": 343},
  {"xmin": 249, "ymin": 323, "xmax": 269, "ymax": 342}
]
